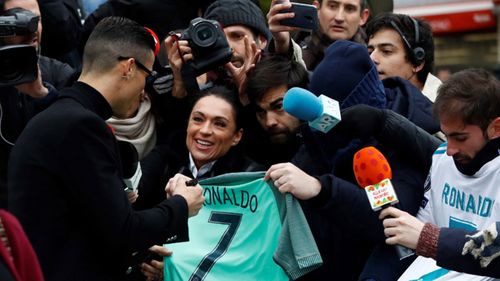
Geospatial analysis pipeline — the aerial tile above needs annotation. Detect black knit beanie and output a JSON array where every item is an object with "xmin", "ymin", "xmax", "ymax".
[
  {"xmin": 204, "ymin": 0, "xmax": 272, "ymax": 40},
  {"xmin": 310, "ymin": 40, "xmax": 386, "ymax": 110}
]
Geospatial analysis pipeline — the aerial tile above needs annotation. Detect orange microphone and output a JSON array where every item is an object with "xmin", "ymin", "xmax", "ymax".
[
  {"xmin": 353, "ymin": 146, "xmax": 415, "ymax": 259},
  {"xmin": 353, "ymin": 146, "xmax": 398, "ymax": 211}
]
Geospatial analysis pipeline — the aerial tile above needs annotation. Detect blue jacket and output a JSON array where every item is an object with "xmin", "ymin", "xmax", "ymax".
[
  {"xmin": 437, "ymin": 227, "xmax": 500, "ymax": 278},
  {"xmin": 384, "ymin": 76, "xmax": 440, "ymax": 134}
]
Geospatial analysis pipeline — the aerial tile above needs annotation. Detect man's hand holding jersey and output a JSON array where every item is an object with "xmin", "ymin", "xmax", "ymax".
[{"xmin": 166, "ymin": 173, "xmax": 204, "ymax": 217}]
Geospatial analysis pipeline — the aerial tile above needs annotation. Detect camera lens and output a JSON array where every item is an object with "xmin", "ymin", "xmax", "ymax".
[
  {"xmin": 197, "ymin": 27, "xmax": 213, "ymax": 41},
  {"xmin": 0, "ymin": 56, "xmax": 22, "ymax": 80},
  {"xmin": 0, "ymin": 45, "xmax": 38, "ymax": 87},
  {"xmin": 192, "ymin": 22, "xmax": 217, "ymax": 48}
]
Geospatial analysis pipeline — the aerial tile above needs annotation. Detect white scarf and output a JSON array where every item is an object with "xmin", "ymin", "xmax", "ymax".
[{"xmin": 107, "ymin": 95, "xmax": 156, "ymax": 160}]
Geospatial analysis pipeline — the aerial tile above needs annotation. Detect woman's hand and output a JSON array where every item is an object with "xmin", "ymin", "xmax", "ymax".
[{"xmin": 265, "ymin": 162, "xmax": 321, "ymax": 200}]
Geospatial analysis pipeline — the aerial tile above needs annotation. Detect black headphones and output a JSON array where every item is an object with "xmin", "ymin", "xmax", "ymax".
[{"xmin": 390, "ymin": 17, "xmax": 425, "ymax": 65}]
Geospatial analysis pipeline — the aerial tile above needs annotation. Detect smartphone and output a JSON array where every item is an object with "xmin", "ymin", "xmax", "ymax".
[{"xmin": 279, "ymin": 2, "xmax": 319, "ymax": 31}]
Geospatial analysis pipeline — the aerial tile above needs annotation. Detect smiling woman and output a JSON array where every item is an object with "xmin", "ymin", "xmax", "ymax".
[
  {"xmin": 186, "ymin": 91, "xmax": 243, "ymax": 170},
  {"xmin": 134, "ymin": 85, "xmax": 265, "ymax": 210}
]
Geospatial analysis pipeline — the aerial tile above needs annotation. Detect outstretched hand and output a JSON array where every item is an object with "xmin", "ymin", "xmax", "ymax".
[
  {"xmin": 224, "ymin": 35, "xmax": 261, "ymax": 105},
  {"xmin": 267, "ymin": 0, "xmax": 296, "ymax": 54}
]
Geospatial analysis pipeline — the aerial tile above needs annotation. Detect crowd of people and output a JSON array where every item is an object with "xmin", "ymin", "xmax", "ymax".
[{"xmin": 0, "ymin": 0, "xmax": 499, "ymax": 280}]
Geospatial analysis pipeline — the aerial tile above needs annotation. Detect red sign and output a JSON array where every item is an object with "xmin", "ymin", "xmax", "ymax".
[
  {"xmin": 395, "ymin": 0, "xmax": 496, "ymax": 34},
  {"xmin": 421, "ymin": 10, "xmax": 495, "ymax": 34}
]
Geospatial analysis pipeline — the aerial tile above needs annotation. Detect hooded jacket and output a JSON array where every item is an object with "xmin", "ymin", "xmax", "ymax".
[{"xmin": 383, "ymin": 76, "xmax": 440, "ymax": 134}]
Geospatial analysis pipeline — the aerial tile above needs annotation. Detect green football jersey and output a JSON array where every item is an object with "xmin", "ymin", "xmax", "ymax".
[{"xmin": 164, "ymin": 172, "xmax": 321, "ymax": 281}]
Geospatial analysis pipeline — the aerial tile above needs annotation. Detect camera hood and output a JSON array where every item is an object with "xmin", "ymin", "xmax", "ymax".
[{"xmin": 0, "ymin": 9, "xmax": 39, "ymax": 37}]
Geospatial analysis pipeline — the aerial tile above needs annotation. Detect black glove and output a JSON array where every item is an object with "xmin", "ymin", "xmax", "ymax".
[
  {"xmin": 146, "ymin": 65, "xmax": 174, "ymax": 95},
  {"xmin": 334, "ymin": 104, "xmax": 386, "ymax": 139}
]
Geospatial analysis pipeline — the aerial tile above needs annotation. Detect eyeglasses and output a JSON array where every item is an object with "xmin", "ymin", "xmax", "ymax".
[{"xmin": 117, "ymin": 56, "xmax": 157, "ymax": 83}]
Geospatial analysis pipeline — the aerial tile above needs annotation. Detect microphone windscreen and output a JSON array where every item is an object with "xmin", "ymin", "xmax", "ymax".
[
  {"xmin": 353, "ymin": 146, "xmax": 392, "ymax": 187},
  {"xmin": 283, "ymin": 87, "xmax": 323, "ymax": 121},
  {"xmin": 117, "ymin": 140, "xmax": 139, "ymax": 178}
]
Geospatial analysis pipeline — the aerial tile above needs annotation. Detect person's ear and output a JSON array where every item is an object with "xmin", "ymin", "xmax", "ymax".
[
  {"xmin": 487, "ymin": 117, "xmax": 500, "ymax": 139},
  {"xmin": 313, "ymin": 0, "xmax": 320, "ymax": 9},
  {"xmin": 359, "ymin": 8, "xmax": 370, "ymax": 26},
  {"xmin": 414, "ymin": 61, "xmax": 425, "ymax": 73},
  {"xmin": 119, "ymin": 58, "xmax": 134, "ymax": 79},
  {"xmin": 231, "ymin": 128, "xmax": 243, "ymax": 146},
  {"xmin": 257, "ymin": 34, "xmax": 268, "ymax": 50}
]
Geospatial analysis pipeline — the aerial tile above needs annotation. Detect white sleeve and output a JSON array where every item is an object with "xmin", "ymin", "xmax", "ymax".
[
  {"xmin": 416, "ymin": 171, "xmax": 435, "ymax": 224},
  {"xmin": 290, "ymin": 39, "xmax": 306, "ymax": 69}
]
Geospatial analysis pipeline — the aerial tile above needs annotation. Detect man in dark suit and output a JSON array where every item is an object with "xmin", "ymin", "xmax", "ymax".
[{"xmin": 8, "ymin": 16, "xmax": 204, "ymax": 281}]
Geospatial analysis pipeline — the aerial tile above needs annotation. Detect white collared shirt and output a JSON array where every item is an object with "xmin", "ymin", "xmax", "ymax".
[
  {"xmin": 188, "ymin": 153, "xmax": 216, "ymax": 179},
  {"xmin": 422, "ymin": 73, "xmax": 442, "ymax": 102}
]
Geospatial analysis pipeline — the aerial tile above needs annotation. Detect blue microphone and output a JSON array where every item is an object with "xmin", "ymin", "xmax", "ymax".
[{"xmin": 283, "ymin": 87, "xmax": 341, "ymax": 133}]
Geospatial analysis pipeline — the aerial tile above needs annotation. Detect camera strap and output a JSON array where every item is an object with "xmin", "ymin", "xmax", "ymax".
[
  {"xmin": 0, "ymin": 103, "xmax": 15, "ymax": 146},
  {"xmin": 169, "ymin": 32, "xmax": 185, "ymax": 64},
  {"xmin": 181, "ymin": 63, "xmax": 200, "ymax": 95}
]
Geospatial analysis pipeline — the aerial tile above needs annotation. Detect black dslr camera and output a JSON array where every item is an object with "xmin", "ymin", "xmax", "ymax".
[
  {"xmin": 0, "ymin": 8, "xmax": 39, "ymax": 87},
  {"xmin": 180, "ymin": 17, "xmax": 232, "ymax": 76}
]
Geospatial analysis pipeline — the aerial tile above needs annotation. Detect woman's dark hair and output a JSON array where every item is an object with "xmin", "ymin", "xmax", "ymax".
[
  {"xmin": 246, "ymin": 54, "xmax": 309, "ymax": 104},
  {"xmin": 188, "ymin": 85, "xmax": 244, "ymax": 130}
]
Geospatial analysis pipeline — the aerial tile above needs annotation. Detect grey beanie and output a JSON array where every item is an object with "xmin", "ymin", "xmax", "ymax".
[{"xmin": 204, "ymin": 0, "xmax": 272, "ymax": 40}]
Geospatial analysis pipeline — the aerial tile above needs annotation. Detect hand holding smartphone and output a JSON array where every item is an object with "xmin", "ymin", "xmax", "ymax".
[{"xmin": 279, "ymin": 2, "xmax": 319, "ymax": 31}]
